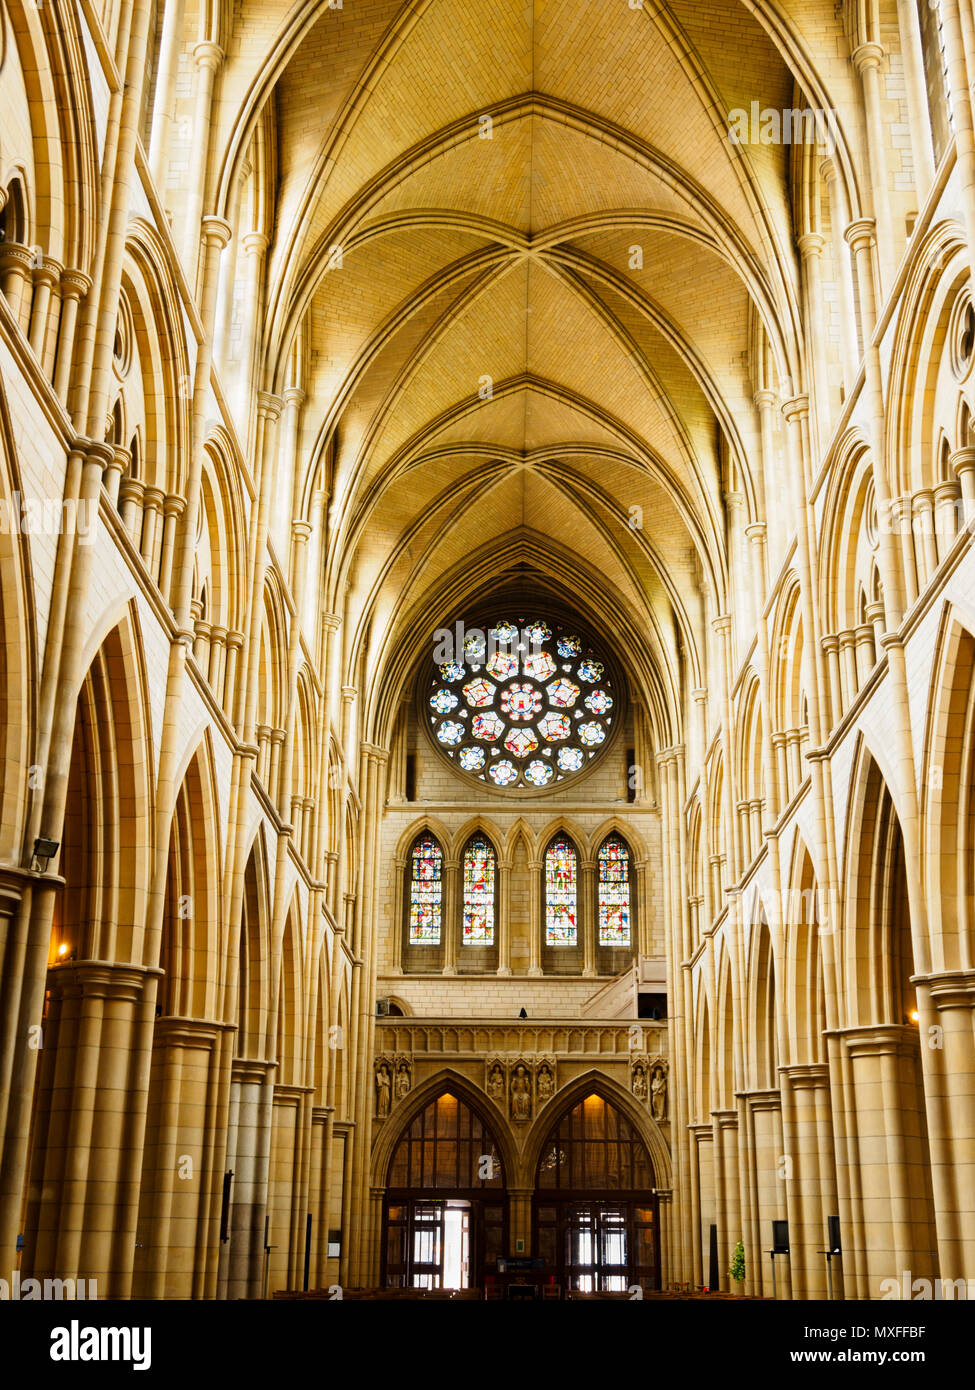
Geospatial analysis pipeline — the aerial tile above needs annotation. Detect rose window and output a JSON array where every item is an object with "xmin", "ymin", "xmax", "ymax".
[{"xmin": 425, "ymin": 615, "xmax": 617, "ymax": 789}]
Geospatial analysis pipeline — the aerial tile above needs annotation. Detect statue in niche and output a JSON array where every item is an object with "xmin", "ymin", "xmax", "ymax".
[
  {"xmin": 651, "ymin": 1064, "xmax": 668, "ymax": 1122},
  {"xmin": 536, "ymin": 1064, "xmax": 554, "ymax": 1103},
  {"xmin": 510, "ymin": 1064, "xmax": 532, "ymax": 1123},
  {"xmin": 487, "ymin": 1063, "xmax": 505, "ymax": 1105},
  {"xmin": 394, "ymin": 1061, "xmax": 411, "ymax": 1101},
  {"xmin": 631, "ymin": 1062, "xmax": 648, "ymax": 1103},
  {"xmin": 375, "ymin": 1063, "xmax": 391, "ymax": 1119}
]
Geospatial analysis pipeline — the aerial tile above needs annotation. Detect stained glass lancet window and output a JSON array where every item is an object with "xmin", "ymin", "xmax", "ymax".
[
  {"xmin": 545, "ymin": 836, "xmax": 578, "ymax": 946},
  {"xmin": 408, "ymin": 834, "xmax": 442, "ymax": 945},
  {"xmin": 462, "ymin": 836, "xmax": 495, "ymax": 946},
  {"xmin": 598, "ymin": 836, "xmax": 631, "ymax": 946}
]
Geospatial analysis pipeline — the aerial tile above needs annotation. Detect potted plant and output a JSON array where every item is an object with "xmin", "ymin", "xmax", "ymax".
[{"xmin": 727, "ymin": 1239, "xmax": 746, "ymax": 1295}]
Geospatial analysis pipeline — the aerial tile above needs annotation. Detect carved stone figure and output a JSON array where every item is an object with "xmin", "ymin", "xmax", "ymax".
[
  {"xmin": 631, "ymin": 1062, "xmax": 648, "ymax": 1102},
  {"xmin": 651, "ymin": 1064, "xmax": 668, "ymax": 1121},
  {"xmin": 537, "ymin": 1064, "xmax": 554, "ymax": 1103},
  {"xmin": 487, "ymin": 1063, "xmax": 505, "ymax": 1104},
  {"xmin": 510, "ymin": 1064, "xmax": 532, "ymax": 1122},
  {"xmin": 375, "ymin": 1063, "xmax": 391, "ymax": 1118},
  {"xmin": 394, "ymin": 1061, "xmax": 411, "ymax": 1100}
]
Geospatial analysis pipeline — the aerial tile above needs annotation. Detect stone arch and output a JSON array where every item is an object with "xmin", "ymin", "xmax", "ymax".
[
  {"xmin": 0, "ymin": 372, "xmax": 36, "ymax": 862},
  {"xmin": 56, "ymin": 606, "xmax": 154, "ymax": 965},
  {"xmin": 522, "ymin": 1068, "xmax": 671, "ymax": 1195},
  {"xmin": 370, "ymin": 1066, "xmax": 518, "ymax": 1193},
  {"xmin": 842, "ymin": 742, "xmax": 918, "ymax": 1028},
  {"xmin": 156, "ymin": 734, "xmax": 222, "ymax": 1020},
  {"xmin": 745, "ymin": 913, "xmax": 778, "ymax": 1090},
  {"xmin": 235, "ymin": 829, "xmax": 272, "ymax": 1058},
  {"xmin": 783, "ymin": 837, "xmax": 828, "ymax": 1065},
  {"xmin": 921, "ymin": 608, "xmax": 975, "ymax": 974},
  {"xmin": 714, "ymin": 946, "xmax": 736, "ymax": 1109}
]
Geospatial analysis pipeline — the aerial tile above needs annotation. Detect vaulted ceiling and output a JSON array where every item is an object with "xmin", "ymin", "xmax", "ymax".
[{"xmin": 210, "ymin": 0, "xmax": 871, "ymax": 744}]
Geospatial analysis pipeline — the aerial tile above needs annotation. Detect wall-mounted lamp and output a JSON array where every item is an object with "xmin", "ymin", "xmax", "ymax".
[{"xmin": 30, "ymin": 837, "xmax": 59, "ymax": 872}]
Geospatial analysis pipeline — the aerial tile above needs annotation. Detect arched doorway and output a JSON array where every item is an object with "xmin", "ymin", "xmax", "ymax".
[
  {"xmin": 382, "ymin": 1090, "xmax": 506, "ymax": 1290},
  {"xmin": 533, "ymin": 1092, "xmax": 659, "ymax": 1292}
]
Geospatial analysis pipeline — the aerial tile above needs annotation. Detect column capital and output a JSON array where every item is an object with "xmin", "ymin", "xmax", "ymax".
[
  {"xmin": 256, "ymin": 389, "xmax": 283, "ymax": 420},
  {"xmin": 341, "ymin": 685, "xmax": 357, "ymax": 703},
  {"xmin": 844, "ymin": 217, "xmax": 876, "ymax": 252},
  {"xmin": 752, "ymin": 388, "xmax": 777, "ymax": 411},
  {"xmin": 949, "ymin": 446, "xmax": 975, "ymax": 480},
  {"xmin": 59, "ymin": 268, "xmax": 92, "ymax": 301},
  {"xmin": 913, "ymin": 967, "xmax": 975, "ymax": 1009},
  {"xmin": 743, "ymin": 521, "xmax": 766, "ymax": 544},
  {"xmin": 851, "ymin": 40, "xmax": 886, "ymax": 75},
  {"xmin": 201, "ymin": 215, "xmax": 233, "ymax": 249},
  {"xmin": 780, "ymin": 393, "xmax": 810, "ymax": 424},
  {"xmin": 826, "ymin": 1022, "xmax": 919, "ymax": 1057},
  {"xmin": 192, "ymin": 39, "xmax": 224, "ymax": 72},
  {"xmin": 711, "ymin": 613, "xmax": 732, "ymax": 635},
  {"xmin": 361, "ymin": 742, "xmax": 390, "ymax": 764},
  {"xmin": 291, "ymin": 518, "xmax": 314, "ymax": 542},
  {"xmin": 322, "ymin": 611, "xmax": 343, "ymax": 631},
  {"xmin": 242, "ymin": 230, "xmax": 270, "ymax": 258},
  {"xmin": 284, "ymin": 386, "xmax": 307, "ymax": 409},
  {"xmin": 797, "ymin": 230, "xmax": 825, "ymax": 259},
  {"xmin": 32, "ymin": 255, "xmax": 63, "ymax": 289}
]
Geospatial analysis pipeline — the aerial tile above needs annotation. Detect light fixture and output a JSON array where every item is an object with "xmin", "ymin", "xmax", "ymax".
[
  {"xmin": 910, "ymin": 1009, "xmax": 919, "ymax": 1024},
  {"xmin": 30, "ymin": 837, "xmax": 59, "ymax": 872},
  {"xmin": 57, "ymin": 943, "xmax": 68, "ymax": 958}
]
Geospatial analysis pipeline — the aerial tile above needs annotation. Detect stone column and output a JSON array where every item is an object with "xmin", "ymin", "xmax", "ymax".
[
  {"xmin": 797, "ymin": 232, "xmax": 831, "ymax": 457},
  {"xmin": 53, "ymin": 270, "xmax": 91, "ymax": 403},
  {"xmin": 950, "ymin": 446, "xmax": 975, "ymax": 524},
  {"xmin": 852, "ymin": 43, "xmax": 897, "ymax": 296},
  {"xmin": 234, "ymin": 231, "xmax": 270, "ymax": 435},
  {"xmin": 822, "ymin": 160, "xmax": 861, "ymax": 386},
  {"xmin": 182, "ymin": 41, "xmax": 225, "ymax": 281},
  {"xmin": 914, "ymin": 969, "xmax": 975, "ymax": 1280},
  {"xmin": 581, "ymin": 858, "xmax": 596, "ymax": 977},
  {"xmin": 0, "ymin": 244, "xmax": 35, "ymax": 329},
  {"xmin": 894, "ymin": 0, "xmax": 936, "ymax": 199},
  {"xmin": 28, "ymin": 255, "xmax": 62, "ymax": 372},
  {"xmin": 938, "ymin": 0, "xmax": 975, "ymax": 260},
  {"xmin": 497, "ymin": 859, "xmax": 512, "ymax": 975},
  {"xmin": 147, "ymin": 0, "xmax": 188, "ymax": 186},
  {"xmin": 442, "ymin": 859, "xmax": 459, "ymax": 974},
  {"xmin": 527, "ymin": 860, "xmax": 542, "ymax": 976}
]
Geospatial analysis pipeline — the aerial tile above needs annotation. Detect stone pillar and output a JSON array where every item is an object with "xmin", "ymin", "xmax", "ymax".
[
  {"xmin": 0, "ymin": 244, "xmax": 35, "ymax": 329},
  {"xmin": 528, "ymin": 859, "xmax": 542, "ymax": 976},
  {"xmin": 914, "ymin": 969, "xmax": 975, "ymax": 1280},
  {"xmin": 234, "ymin": 231, "xmax": 270, "ymax": 434},
  {"xmin": 53, "ymin": 270, "xmax": 91, "ymax": 403},
  {"xmin": 939, "ymin": 0, "xmax": 975, "ymax": 261},
  {"xmin": 182, "ymin": 42, "xmax": 224, "ymax": 280},
  {"xmin": 221, "ymin": 1058, "xmax": 276, "ymax": 1300},
  {"xmin": 797, "ymin": 232, "xmax": 831, "ymax": 457},
  {"xmin": 894, "ymin": 0, "xmax": 936, "ymax": 199},
  {"xmin": 822, "ymin": 160, "xmax": 861, "ymax": 386},
  {"xmin": 147, "ymin": 0, "xmax": 188, "ymax": 186},
  {"xmin": 442, "ymin": 858, "xmax": 459, "ymax": 974},
  {"xmin": 581, "ymin": 858, "xmax": 596, "ymax": 977},
  {"xmin": 950, "ymin": 446, "xmax": 975, "ymax": 524},
  {"xmin": 28, "ymin": 256, "xmax": 62, "ymax": 372},
  {"xmin": 852, "ymin": 43, "xmax": 897, "ymax": 296},
  {"xmin": 497, "ymin": 859, "xmax": 512, "ymax": 975}
]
